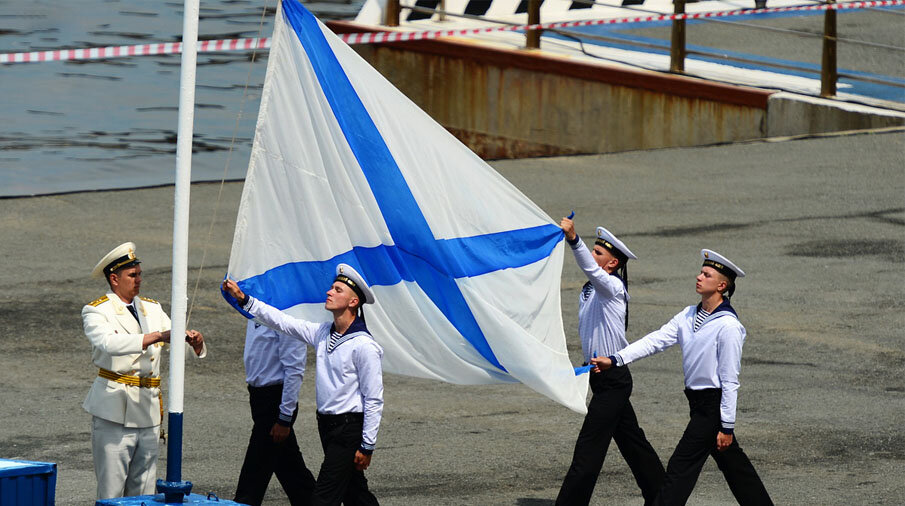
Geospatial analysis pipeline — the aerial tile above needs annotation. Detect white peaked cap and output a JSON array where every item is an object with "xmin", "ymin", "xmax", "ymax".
[
  {"xmin": 596, "ymin": 226, "xmax": 638, "ymax": 260},
  {"xmin": 91, "ymin": 242, "xmax": 139, "ymax": 279},
  {"xmin": 335, "ymin": 263, "xmax": 375, "ymax": 304},
  {"xmin": 701, "ymin": 249, "xmax": 745, "ymax": 279}
]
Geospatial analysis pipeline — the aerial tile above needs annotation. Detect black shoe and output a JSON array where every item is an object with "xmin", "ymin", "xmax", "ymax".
[
  {"xmin": 754, "ymin": 0, "xmax": 766, "ymax": 8},
  {"xmin": 622, "ymin": 0, "xmax": 645, "ymax": 5}
]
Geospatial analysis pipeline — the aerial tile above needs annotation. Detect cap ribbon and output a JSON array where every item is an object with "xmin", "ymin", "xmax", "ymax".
[
  {"xmin": 103, "ymin": 252, "xmax": 139, "ymax": 277},
  {"xmin": 335, "ymin": 274, "xmax": 365, "ymax": 301},
  {"xmin": 595, "ymin": 238, "xmax": 628, "ymax": 261},
  {"xmin": 702, "ymin": 259, "xmax": 737, "ymax": 280}
]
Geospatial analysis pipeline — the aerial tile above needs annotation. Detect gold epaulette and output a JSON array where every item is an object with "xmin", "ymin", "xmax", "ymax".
[
  {"xmin": 88, "ymin": 295, "xmax": 108, "ymax": 307},
  {"xmin": 139, "ymin": 296, "xmax": 160, "ymax": 305}
]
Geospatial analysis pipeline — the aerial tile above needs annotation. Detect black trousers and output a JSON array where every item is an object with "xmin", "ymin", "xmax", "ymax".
[
  {"xmin": 235, "ymin": 383, "xmax": 316, "ymax": 506},
  {"xmin": 653, "ymin": 388, "xmax": 772, "ymax": 506},
  {"xmin": 556, "ymin": 366, "xmax": 666, "ymax": 506},
  {"xmin": 312, "ymin": 412, "xmax": 379, "ymax": 506}
]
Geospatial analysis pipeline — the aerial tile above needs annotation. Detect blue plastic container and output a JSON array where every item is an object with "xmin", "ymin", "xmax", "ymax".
[
  {"xmin": 0, "ymin": 459, "xmax": 58, "ymax": 506},
  {"xmin": 96, "ymin": 493, "xmax": 246, "ymax": 505}
]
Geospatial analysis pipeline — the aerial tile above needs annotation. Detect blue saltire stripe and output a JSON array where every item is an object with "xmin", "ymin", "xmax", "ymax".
[
  {"xmin": 244, "ymin": 0, "xmax": 564, "ymax": 372},
  {"xmin": 226, "ymin": 223, "xmax": 561, "ymax": 311}
]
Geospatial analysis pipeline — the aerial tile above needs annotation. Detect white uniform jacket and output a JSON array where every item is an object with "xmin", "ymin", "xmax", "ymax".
[
  {"xmin": 243, "ymin": 296, "xmax": 384, "ymax": 452},
  {"xmin": 569, "ymin": 238, "xmax": 630, "ymax": 362},
  {"xmin": 81, "ymin": 293, "xmax": 207, "ymax": 428},
  {"xmin": 615, "ymin": 301, "xmax": 745, "ymax": 430}
]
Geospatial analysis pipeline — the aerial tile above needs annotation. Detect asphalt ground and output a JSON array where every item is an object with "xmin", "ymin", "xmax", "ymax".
[{"xmin": 0, "ymin": 129, "xmax": 903, "ymax": 505}]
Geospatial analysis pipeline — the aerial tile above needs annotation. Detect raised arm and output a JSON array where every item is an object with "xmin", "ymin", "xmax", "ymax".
[
  {"xmin": 561, "ymin": 217, "xmax": 621, "ymax": 299},
  {"xmin": 222, "ymin": 279, "xmax": 321, "ymax": 346}
]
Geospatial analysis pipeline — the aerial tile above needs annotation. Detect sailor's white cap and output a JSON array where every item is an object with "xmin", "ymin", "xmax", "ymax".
[
  {"xmin": 595, "ymin": 226, "xmax": 638, "ymax": 260},
  {"xmin": 91, "ymin": 242, "xmax": 140, "ymax": 279},
  {"xmin": 335, "ymin": 263, "xmax": 375, "ymax": 305},
  {"xmin": 701, "ymin": 249, "xmax": 745, "ymax": 279}
]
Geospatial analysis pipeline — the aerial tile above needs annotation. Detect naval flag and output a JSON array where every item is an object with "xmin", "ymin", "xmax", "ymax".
[{"xmin": 224, "ymin": 0, "xmax": 589, "ymax": 413}]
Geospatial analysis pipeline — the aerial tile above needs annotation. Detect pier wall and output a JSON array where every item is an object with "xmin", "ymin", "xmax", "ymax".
[{"xmin": 328, "ymin": 21, "xmax": 905, "ymax": 158}]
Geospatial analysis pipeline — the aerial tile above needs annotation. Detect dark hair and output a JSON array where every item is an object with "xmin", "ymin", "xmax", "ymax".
[
  {"xmin": 723, "ymin": 279, "xmax": 736, "ymax": 299},
  {"xmin": 614, "ymin": 256, "xmax": 630, "ymax": 330}
]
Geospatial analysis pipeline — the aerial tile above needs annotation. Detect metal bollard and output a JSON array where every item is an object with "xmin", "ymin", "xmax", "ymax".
[
  {"xmin": 526, "ymin": 0, "xmax": 541, "ymax": 49},
  {"xmin": 670, "ymin": 0, "xmax": 687, "ymax": 73},
  {"xmin": 385, "ymin": 0, "xmax": 400, "ymax": 27},
  {"xmin": 820, "ymin": 0, "xmax": 838, "ymax": 97}
]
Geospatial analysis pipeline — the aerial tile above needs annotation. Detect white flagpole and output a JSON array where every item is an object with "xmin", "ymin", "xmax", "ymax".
[{"xmin": 160, "ymin": 0, "xmax": 200, "ymax": 501}]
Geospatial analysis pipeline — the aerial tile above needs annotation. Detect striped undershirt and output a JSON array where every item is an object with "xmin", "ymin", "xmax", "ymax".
[
  {"xmin": 328, "ymin": 329, "xmax": 342, "ymax": 352},
  {"xmin": 694, "ymin": 307, "xmax": 711, "ymax": 332}
]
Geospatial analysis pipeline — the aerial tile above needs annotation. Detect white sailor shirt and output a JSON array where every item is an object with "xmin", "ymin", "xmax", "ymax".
[
  {"xmin": 614, "ymin": 300, "xmax": 745, "ymax": 431},
  {"xmin": 244, "ymin": 320, "xmax": 307, "ymax": 425},
  {"xmin": 242, "ymin": 296, "xmax": 384, "ymax": 452},
  {"xmin": 568, "ymin": 237, "xmax": 630, "ymax": 362}
]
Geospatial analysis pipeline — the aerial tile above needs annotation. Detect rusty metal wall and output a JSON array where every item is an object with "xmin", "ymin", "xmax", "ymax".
[{"xmin": 351, "ymin": 44, "xmax": 767, "ymax": 159}]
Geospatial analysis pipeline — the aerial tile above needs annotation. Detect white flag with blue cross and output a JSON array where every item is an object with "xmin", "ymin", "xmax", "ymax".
[{"xmin": 223, "ymin": 0, "xmax": 589, "ymax": 413}]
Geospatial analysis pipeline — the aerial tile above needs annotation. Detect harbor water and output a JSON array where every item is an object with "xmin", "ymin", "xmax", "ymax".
[{"xmin": 0, "ymin": 0, "xmax": 361, "ymax": 197}]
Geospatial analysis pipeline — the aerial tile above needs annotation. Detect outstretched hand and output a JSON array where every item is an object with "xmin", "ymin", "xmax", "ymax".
[
  {"xmin": 560, "ymin": 217, "xmax": 577, "ymax": 241},
  {"xmin": 221, "ymin": 279, "xmax": 245, "ymax": 301},
  {"xmin": 589, "ymin": 356, "xmax": 613, "ymax": 373},
  {"xmin": 185, "ymin": 329, "xmax": 204, "ymax": 356}
]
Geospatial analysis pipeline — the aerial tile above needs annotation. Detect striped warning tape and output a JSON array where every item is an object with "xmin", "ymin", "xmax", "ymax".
[{"xmin": 2, "ymin": 0, "xmax": 903, "ymax": 64}]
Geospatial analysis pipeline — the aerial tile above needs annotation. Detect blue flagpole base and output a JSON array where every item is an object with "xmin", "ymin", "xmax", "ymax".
[
  {"xmin": 156, "ymin": 479, "xmax": 193, "ymax": 503},
  {"xmin": 96, "ymin": 491, "xmax": 247, "ymax": 505}
]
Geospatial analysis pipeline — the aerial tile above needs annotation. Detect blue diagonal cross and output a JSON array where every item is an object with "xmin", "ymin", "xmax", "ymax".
[{"xmin": 225, "ymin": 1, "xmax": 563, "ymax": 372}]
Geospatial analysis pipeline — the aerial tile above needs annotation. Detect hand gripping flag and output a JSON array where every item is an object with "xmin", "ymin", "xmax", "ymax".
[{"xmin": 224, "ymin": 0, "xmax": 589, "ymax": 413}]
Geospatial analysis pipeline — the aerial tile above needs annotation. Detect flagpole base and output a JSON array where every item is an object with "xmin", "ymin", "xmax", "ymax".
[{"xmin": 156, "ymin": 479, "xmax": 193, "ymax": 503}]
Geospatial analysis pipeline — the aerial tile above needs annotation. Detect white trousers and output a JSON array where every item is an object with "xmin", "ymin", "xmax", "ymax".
[{"xmin": 91, "ymin": 415, "xmax": 160, "ymax": 499}]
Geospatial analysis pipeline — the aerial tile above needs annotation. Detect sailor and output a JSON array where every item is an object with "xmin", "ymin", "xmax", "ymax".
[
  {"xmin": 234, "ymin": 321, "xmax": 316, "ymax": 505},
  {"xmin": 222, "ymin": 263, "xmax": 383, "ymax": 506},
  {"xmin": 81, "ymin": 242, "xmax": 207, "ymax": 500},
  {"xmin": 556, "ymin": 218, "xmax": 665, "ymax": 506},
  {"xmin": 592, "ymin": 249, "xmax": 773, "ymax": 505}
]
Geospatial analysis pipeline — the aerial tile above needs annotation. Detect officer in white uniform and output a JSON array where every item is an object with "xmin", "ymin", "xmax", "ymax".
[
  {"xmin": 81, "ymin": 242, "xmax": 207, "ymax": 500},
  {"xmin": 222, "ymin": 263, "xmax": 383, "ymax": 506},
  {"xmin": 593, "ymin": 250, "xmax": 772, "ymax": 505},
  {"xmin": 556, "ymin": 219, "xmax": 665, "ymax": 506},
  {"xmin": 234, "ymin": 321, "xmax": 316, "ymax": 505}
]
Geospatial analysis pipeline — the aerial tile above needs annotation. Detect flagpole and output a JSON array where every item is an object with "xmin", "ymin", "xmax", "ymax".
[{"xmin": 158, "ymin": 0, "xmax": 200, "ymax": 502}]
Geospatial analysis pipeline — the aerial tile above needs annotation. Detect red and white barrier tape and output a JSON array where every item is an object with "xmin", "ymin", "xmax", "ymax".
[
  {"xmin": 0, "ymin": 37, "xmax": 271, "ymax": 64},
  {"xmin": 2, "ymin": 0, "xmax": 903, "ymax": 64}
]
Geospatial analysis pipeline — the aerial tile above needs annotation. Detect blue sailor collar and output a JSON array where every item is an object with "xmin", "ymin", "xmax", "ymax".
[
  {"xmin": 694, "ymin": 298, "xmax": 739, "ymax": 328},
  {"xmin": 327, "ymin": 316, "xmax": 371, "ymax": 353}
]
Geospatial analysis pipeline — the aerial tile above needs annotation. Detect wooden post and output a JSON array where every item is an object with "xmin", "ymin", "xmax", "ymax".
[
  {"xmin": 670, "ymin": 0, "xmax": 686, "ymax": 73},
  {"xmin": 439, "ymin": 0, "xmax": 447, "ymax": 22},
  {"xmin": 821, "ymin": 0, "xmax": 838, "ymax": 97},
  {"xmin": 526, "ymin": 0, "xmax": 541, "ymax": 49},
  {"xmin": 385, "ymin": 0, "xmax": 400, "ymax": 27}
]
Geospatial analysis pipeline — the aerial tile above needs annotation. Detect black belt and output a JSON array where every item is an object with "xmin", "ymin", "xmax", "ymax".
[
  {"xmin": 316, "ymin": 412, "xmax": 363, "ymax": 428},
  {"xmin": 248, "ymin": 382, "xmax": 283, "ymax": 392},
  {"xmin": 684, "ymin": 388, "xmax": 721, "ymax": 400}
]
